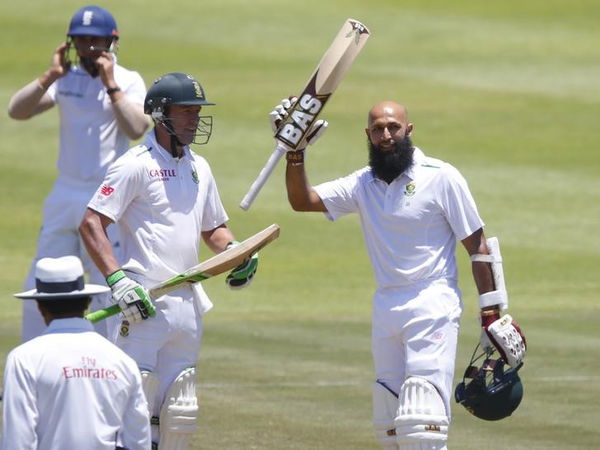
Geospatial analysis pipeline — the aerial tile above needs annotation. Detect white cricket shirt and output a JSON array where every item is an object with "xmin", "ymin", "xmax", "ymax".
[
  {"xmin": 47, "ymin": 63, "xmax": 146, "ymax": 186},
  {"xmin": 88, "ymin": 131, "xmax": 229, "ymax": 282},
  {"xmin": 1, "ymin": 318, "xmax": 150, "ymax": 449},
  {"xmin": 314, "ymin": 148, "xmax": 484, "ymax": 288}
]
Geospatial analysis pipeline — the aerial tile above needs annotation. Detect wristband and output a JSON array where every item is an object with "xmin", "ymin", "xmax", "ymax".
[
  {"xmin": 480, "ymin": 307, "xmax": 501, "ymax": 328},
  {"xmin": 286, "ymin": 150, "xmax": 305, "ymax": 165},
  {"xmin": 106, "ymin": 87, "xmax": 121, "ymax": 95},
  {"xmin": 106, "ymin": 269, "xmax": 126, "ymax": 287}
]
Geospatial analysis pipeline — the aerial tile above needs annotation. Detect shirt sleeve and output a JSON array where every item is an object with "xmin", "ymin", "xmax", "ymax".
[
  {"xmin": 119, "ymin": 370, "xmax": 152, "ymax": 450},
  {"xmin": 313, "ymin": 170, "xmax": 362, "ymax": 221},
  {"xmin": 87, "ymin": 151, "xmax": 141, "ymax": 222},
  {"xmin": 46, "ymin": 79, "xmax": 58, "ymax": 102},
  {"xmin": 438, "ymin": 163, "xmax": 485, "ymax": 240},
  {"xmin": 122, "ymin": 70, "xmax": 147, "ymax": 106},
  {"xmin": 1, "ymin": 351, "xmax": 39, "ymax": 450}
]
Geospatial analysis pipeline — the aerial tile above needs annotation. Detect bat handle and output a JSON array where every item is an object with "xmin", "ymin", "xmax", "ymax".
[
  {"xmin": 239, "ymin": 144, "xmax": 287, "ymax": 210},
  {"xmin": 85, "ymin": 304, "xmax": 121, "ymax": 323}
]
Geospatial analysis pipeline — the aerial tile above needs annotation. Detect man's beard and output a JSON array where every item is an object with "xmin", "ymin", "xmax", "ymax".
[
  {"xmin": 80, "ymin": 56, "xmax": 100, "ymax": 78},
  {"xmin": 368, "ymin": 136, "xmax": 415, "ymax": 183}
]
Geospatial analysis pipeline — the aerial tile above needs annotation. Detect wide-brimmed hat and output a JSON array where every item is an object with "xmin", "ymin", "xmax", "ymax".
[{"xmin": 14, "ymin": 256, "xmax": 110, "ymax": 300}]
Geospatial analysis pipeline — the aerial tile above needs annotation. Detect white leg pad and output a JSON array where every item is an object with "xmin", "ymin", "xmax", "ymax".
[
  {"xmin": 141, "ymin": 371, "xmax": 160, "ymax": 444},
  {"xmin": 158, "ymin": 367, "xmax": 199, "ymax": 450},
  {"xmin": 395, "ymin": 377, "xmax": 448, "ymax": 450},
  {"xmin": 372, "ymin": 382, "xmax": 400, "ymax": 450}
]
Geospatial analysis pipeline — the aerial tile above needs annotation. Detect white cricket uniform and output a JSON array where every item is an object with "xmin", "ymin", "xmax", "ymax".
[
  {"xmin": 1, "ymin": 318, "xmax": 151, "ymax": 450},
  {"xmin": 22, "ymin": 63, "xmax": 147, "ymax": 342},
  {"xmin": 87, "ymin": 130, "xmax": 228, "ymax": 407},
  {"xmin": 314, "ymin": 148, "xmax": 484, "ymax": 415}
]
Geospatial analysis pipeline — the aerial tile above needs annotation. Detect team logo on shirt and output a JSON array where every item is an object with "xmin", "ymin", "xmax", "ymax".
[
  {"xmin": 100, "ymin": 185, "xmax": 115, "ymax": 196},
  {"xmin": 404, "ymin": 181, "xmax": 416, "ymax": 197},
  {"xmin": 191, "ymin": 167, "xmax": 199, "ymax": 184}
]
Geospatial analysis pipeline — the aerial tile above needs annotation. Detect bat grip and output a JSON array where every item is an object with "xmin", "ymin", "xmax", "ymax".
[
  {"xmin": 239, "ymin": 144, "xmax": 287, "ymax": 210},
  {"xmin": 85, "ymin": 304, "xmax": 121, "ymax": 323}
]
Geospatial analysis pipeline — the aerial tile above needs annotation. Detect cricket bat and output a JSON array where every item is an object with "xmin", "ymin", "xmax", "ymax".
[
  {"xmin": 85, "ymin": 224, "xmax": 280, "ymax": 323},
  {"xmin": 239, "ymin": 18, "xmax": 370, "ymax": 211}
]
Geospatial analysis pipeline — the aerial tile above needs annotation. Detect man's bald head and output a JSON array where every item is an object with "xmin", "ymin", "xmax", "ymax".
[{"xmin": 367, "ymin": 101, "xmax": 408, "ymax": 126}]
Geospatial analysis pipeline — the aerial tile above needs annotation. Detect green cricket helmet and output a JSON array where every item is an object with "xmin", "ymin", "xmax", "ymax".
[
  {"xmin": 144, "ymin": 72, "xmax": 215, "ymax": 144},
  {"xmin": 455, "ymin": 347, "xmax": 523, "ymax": 421}
]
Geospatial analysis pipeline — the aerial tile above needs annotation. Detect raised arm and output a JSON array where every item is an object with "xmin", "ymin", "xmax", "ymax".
[
  {"xmin": 96, "ymin": 53, "xmax": 150, "ymax": 140},
  {"xmin": 7, "ymin": 43, "xmax": 70, "ymax": 119},
  {"xmin": 285, "ymin": 149, "xmax": 327, "ymax": 212}
]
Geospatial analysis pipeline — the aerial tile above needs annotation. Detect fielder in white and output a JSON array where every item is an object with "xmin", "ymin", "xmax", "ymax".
[
  {"xmin": 79, "ymin": 72, "xmax": 258, "ymax": 449},
  {"xmin": 7, "ymin": 5, "xmax": 150, "ymax": 342},
  {"xmin": 2, "ymin": 256, "xmax": 151, "ymax": 450},
  {"xmin": 275, "ymin": 100, "xmax": 526, "ymax": 449}
]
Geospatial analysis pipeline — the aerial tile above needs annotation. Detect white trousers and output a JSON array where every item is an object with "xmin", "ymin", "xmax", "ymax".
[
  {"xmin": 21, "ymin": 178, "xmax": 120, "ymax": 341},
  {"xmin": 115, "ymin": 283, "xmax": 203, "ymax": 409},
  {"xmin": 371, "ymin": 278, "xmax": 463, "ymax": 416}
]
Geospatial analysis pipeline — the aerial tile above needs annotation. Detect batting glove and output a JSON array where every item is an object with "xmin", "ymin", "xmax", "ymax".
[
  {"xmin": 270, "ymin": 97, "xmax": 328, "ymax": 151},
  {"xmin": 480, "ymin": 308, "xmax": 527, "ymax": 368},
  {"xmin": 107, "ymin": 270, "xmax": 156, "ymax": 323},
  {"xmin": 225, "ymin": 241, "xmax": 258, "ymax": 290}
]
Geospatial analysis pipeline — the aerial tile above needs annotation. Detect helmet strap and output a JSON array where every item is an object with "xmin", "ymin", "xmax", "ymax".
[{"xmin": 158, "ymin": 114, "xmax": 184, "ymax": 158}]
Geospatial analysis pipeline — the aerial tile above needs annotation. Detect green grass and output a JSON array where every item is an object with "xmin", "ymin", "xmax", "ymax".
[{"xmin": 1, "ymin": 1, "xmax": 599, "ymax": 448}]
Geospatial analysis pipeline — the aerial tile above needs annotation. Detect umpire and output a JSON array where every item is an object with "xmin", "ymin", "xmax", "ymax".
[{"xmin": 1, "ymin": 256, "xmax": 151, "ymax": 449}]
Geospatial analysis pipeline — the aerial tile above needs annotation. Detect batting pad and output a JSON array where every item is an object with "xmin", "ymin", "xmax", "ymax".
[
  {"xmin": 395, "ymin": 377, "xmax": 448, "ymax": 450},
  {"xmin": 158, "ymin": 367, "xmax": 199, "ymax": 450},
  {"xmin": 372, "ymin": 381, "xmax": 400, "ymax": 450}
]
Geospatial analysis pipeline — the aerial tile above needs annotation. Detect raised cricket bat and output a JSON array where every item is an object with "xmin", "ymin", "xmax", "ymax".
[
  {"xmin": 239, "ymin": 18, "xmax": 370, "ymax": 211},
  {"xmin": 85, "ymin": 224, "xmax": 280, "ymax": 323}
]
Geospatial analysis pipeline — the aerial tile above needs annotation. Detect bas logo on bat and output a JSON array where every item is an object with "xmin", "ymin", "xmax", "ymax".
[{"xmin": 276, "ymin": 93, "xmax": 328, "ymax": 146}]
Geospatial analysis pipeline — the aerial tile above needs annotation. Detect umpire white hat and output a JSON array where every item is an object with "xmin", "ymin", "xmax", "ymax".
[{"xmin": 15, "ymin": 256, "xmax": 110, "ymax": 300}]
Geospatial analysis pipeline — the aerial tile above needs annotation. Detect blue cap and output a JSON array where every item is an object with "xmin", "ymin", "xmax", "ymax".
[{"xmin": 67, "ymin": 5, "xmax": 118, "ymax": 38}]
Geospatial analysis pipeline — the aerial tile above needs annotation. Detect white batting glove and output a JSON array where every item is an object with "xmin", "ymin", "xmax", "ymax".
[
  {"xmin": 480, "ymin": 309, "xmax": 527, "ymax": 367},
  {"xmin": 269, "ymin": 97, "xmax": 328, "ymax": 151},
  {"xmin": 106, "ymin": 270, "xmax": 156, "ymax": 323}
]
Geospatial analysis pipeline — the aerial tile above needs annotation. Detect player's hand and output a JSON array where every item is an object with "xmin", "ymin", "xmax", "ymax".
[
  {"xmin": 45, "ymin": 43, "xmax": 71, "ymax": 82},
  {"xmin": 270, "ymin": 97, "xmax": 328, "ymax": 151},
  {"xmin": 96, "ymin": 51, "xmax": 116, "ymax": 88},
  {"xmin": 107, "ymin": 270, "xmax": 156, "ymax": 323},
  {"xmin": 225, "ymin": 242, "xmax": 258, "ymax": 290},
  {"xmin": 480, "ymin": 309, "xmax": 527, "ymax": 367}
]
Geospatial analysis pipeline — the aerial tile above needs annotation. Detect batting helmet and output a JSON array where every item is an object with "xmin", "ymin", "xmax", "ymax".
[
  {"xmin": 145, "ymin": 73, "xmax": 215, "ymax": 145},
  {"xmin": 144, "ymin": 72, "xmax": 215, "ymax": 116},
  {"xmin": 67, "ymin": 5, "xmax": 118, "ymax": 39},
  {"xmin": 455, "ymin": 347, "xmax": 523, "ymax": 421}
]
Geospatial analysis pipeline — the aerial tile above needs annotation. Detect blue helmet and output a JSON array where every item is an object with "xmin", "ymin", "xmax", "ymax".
[{"xmin": 67, "ymin": 5, "xmax": 118, "ymax": 39}]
